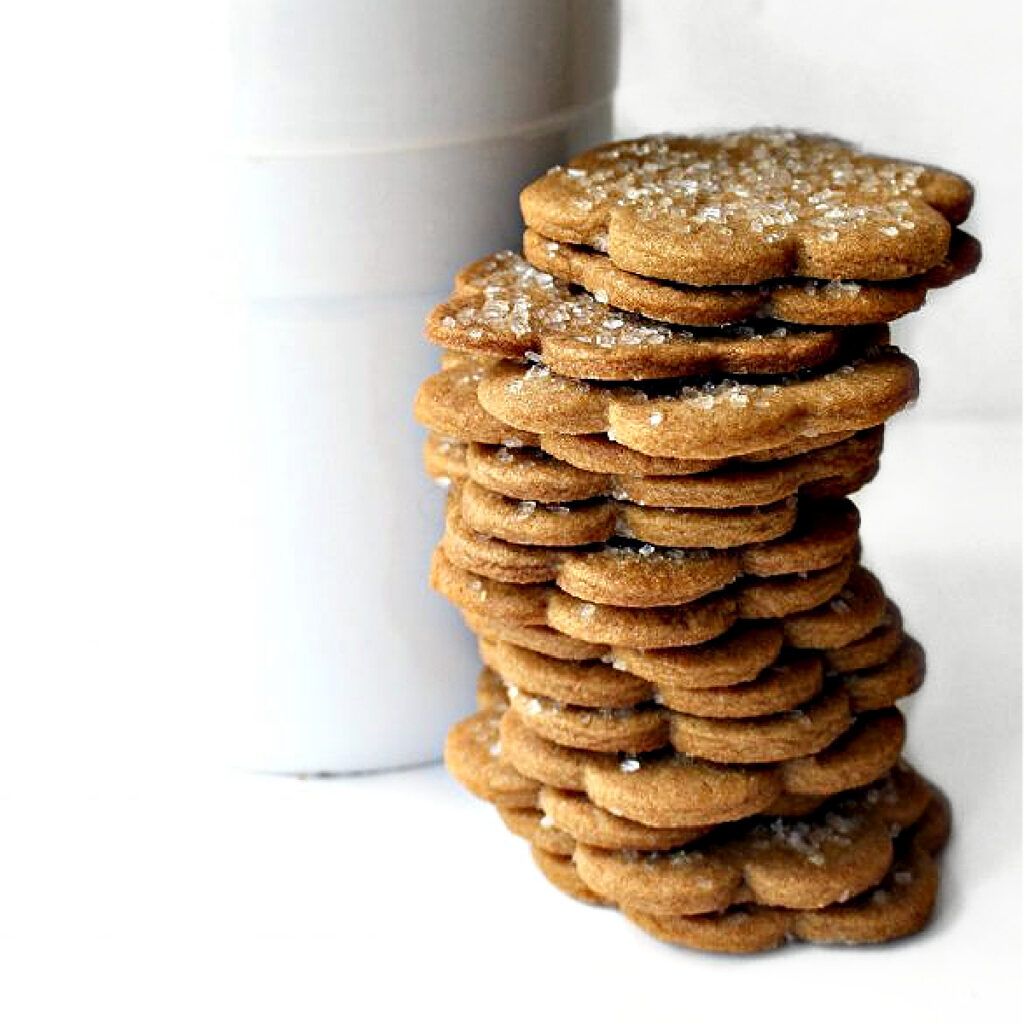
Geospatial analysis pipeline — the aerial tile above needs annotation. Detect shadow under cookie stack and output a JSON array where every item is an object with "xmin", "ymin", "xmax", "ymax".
[{"xmin": 415, "ymin": 131, "xmax": 979, "ymax": 953}]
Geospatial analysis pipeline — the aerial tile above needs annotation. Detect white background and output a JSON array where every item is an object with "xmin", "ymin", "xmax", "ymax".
[{"xmin": 1, "ymin": 1, "xmax": 1020, "ymax": 1021}]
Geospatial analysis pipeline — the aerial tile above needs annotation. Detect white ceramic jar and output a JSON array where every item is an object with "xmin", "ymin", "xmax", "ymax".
[{"xmin": 224, "ymin": 0, "xmax": 619, "ymax": 773}]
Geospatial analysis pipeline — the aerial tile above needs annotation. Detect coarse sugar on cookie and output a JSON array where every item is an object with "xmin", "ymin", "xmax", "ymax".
[
  {"xmin": 474, "ymin": 346, "xmax": 918, "ymax": 461},
  {"xmin": 522, "ymin": 227, "xmax": 981, "ymax": 328},
  {"xmin": 495, "ymin": 703, "xmax": 905, "ymax": 829},
  {"xmin": 521, "ymin": 130, "xmax": 973, "ymax": 285},
  {"xmin": 439, "ymin": 493, "xmax": 860, "ymax": 600},
  {"xmin": 432, "ymin": 427, "xmax": 883, "ymax": 508},
  {"xmin": 429, "ymin": 248, "xmax": 879, "ymax": 378}
]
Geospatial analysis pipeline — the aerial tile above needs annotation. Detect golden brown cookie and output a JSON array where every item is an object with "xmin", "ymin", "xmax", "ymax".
[
  {"xmin": 433, "ymin": 545, "xmax": 857, "ymax": 649},
  {"xmin": 465, "ymin": 565, "xmax": 889, "ymax": 667},
  {"xmin": 443, "ymin": 710, "xmax": 538, "ymax": 808},
  {"xmin": 665, "ymin": 688, "xmax": 854, "ymax": 764},
  {"xmin": 540, "ymin": 762, "xmax": 926, "ymax": 853},
  {"xmin": 451, "ymin": 683, "xmax": 919, "ymax": 851},
  {"xmin": 778, "ymin": 710, "xmax": 906, "ymax": 797},
  {"xmin": 539, "ymin": 428, "xmax": 858, "ymax": 477},
  {"xmin": 429, "ymin": 248, "xmax": 882, "ymax": 379},
  {"xmin": 416, "ymin": 363, "xmax": 859, "ymax": 472},
  {"xmin": 475, "ymin": 347, "xmax": 918, "ymax": 460},
  {"xmin": 477, "ymin": 593, "xmax": 902, "ymax": 706},
  {"xmin": 475, "ymin": 666, "xmax": 511, "ymax": 712},
  {"xmin": 497, "ymin": 706, "xmax": 905, "ymax": 828},
  {"xmin": 537, "ymin": 787, "xmax": 713, "ymax": 852},
  {"xmin": 508, "ymin": 673, "xmax": 849, "ymax": 758},
  {"xmin": 839, "ymin": 637, "xmax": 924, "ymax": 712},
  {"xmin": 479, "ymin": 635, "xmax": 921, "ymax": 758},
  {"xmin": 571, "ymin": 769, "xmax": 932, "ymax": 917},
  {"xmin": 523, "ymin": 227, "xmax": 981, "ymax": 327},
  {"xmin": 457, "ymin": 477, "xmax": 800, "ymax": 550},
  {"xmin": 495, "ymin": 804, "xmax": 576, "ymax": 858},
  {"xmin": 422, "ymin": 434, "xmax": 468, "ymax": 487},
  {"xmin": 520, "ymin": 131, "xmax": 972, "ymax": 285},
  {"xmin": 413, "ymin": 361, "xmax": 538, "ymax": 448},
  {"xmin": 495, "ymin": 645, "xmax": 921, "ymax": 763},
  {"xmin": 823, "ymin": 603, "xmax": 903, "ymax": 673},
  {"xmin": 531, "ymin": 846, "xmax": 608, "ymax": 905},
  {"xmin": 623, "ymin": 796, "xmax": 949, "ymax": 952},
  {"xmin": 434, "ymin": 428, "xmax": 883, "ymax": 508},
  {"xmin": 457, "ymin": 695, "xmax": 924, "ymax": 859},
  {"xmin": 440, "ymin": 495, "xmax": 859, "ymax": 600}
]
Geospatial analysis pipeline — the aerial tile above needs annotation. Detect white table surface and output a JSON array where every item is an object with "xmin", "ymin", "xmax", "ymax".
[{"xmin": 7, "ymin": 419, "xmax": 1018, "ymax": 1023}]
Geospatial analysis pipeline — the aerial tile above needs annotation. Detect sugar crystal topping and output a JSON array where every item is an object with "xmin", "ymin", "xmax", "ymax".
[
  {"xmin": 626, "ymin": 847, "xmax": 706, "ymax": 870},
  {"xmin": 448, "ymin": 251, "xmax": 803, "ymax": 350},
  {"xmin": 601, "ymin": 541, "xmax": 712, "ymax": 565},
  {"xmin": 753, "ymin": 812, "xmax": 862, "ymax": 865},
  {"xmin": 546, "ymin": 131, "xmax": 929, "ymax": 242},
  {"xmin": 666, "ymin": 377, "xmax": 782, "ymax": 410},
  {"xmin": 863, "ymin": 773, "xmax": 902, "ymax": 807}
]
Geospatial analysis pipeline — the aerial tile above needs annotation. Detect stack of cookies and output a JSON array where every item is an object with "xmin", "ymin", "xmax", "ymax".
[{"xmin": 415, "ymin": 131, "xmax": 979, "ymax": 952}]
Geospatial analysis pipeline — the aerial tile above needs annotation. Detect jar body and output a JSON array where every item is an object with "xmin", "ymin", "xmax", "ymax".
[{"xmin": 225, "ymin": 0, "xmax": 619, "ymax": 772}]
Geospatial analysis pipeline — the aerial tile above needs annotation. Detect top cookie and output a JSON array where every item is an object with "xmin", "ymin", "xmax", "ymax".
[{"xmin": 520, "ymin": 130, "xmax": 973, "ymax": 286}]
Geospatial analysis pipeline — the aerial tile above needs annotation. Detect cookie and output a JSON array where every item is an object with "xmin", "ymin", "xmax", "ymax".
[
  {"xmin": 515, "ymin": 766, "xmax": 933, "ymax": 917},
  {"xmin": 498, "ymin": 705, "xmax": 905, "ymax": 828},
  {"xmin": 816, "ymin": 602, "xmax": 903, "ymax": 672},
  {"xmin": 570, "ymin": 768, "xmax": 933, "ymax": 916},
  {"xmin": 475, "ymin": 347, "xmax": 918, "ymax": 460},
  {"xmin": 416, "ymin": 363, "xmax": 862, "ymax": 471},
  {"xmin": 422, "ymin": 434, "xmax": 468, "ymax": 488},
  {"xmin": 531, "ymin": 845, "xmax": 607, "ymax": 905},
  {"xmin": 495, "ymin": 642, "xmax": 921, "ymax": 762},
  {"xmin": 506, "ymin": 667, "xmax": 845, "ymax": 757},
  {"xmin": 431, "ymin": 428, "xmax": 883, "ymax": 508},
  {"xmin": 441, "ymin": 494, "xmax": 859, "ymax": 599},
  {"xmin": 443, "ymin": 709, "xmax": 538, "ymax": 808},
  {"xmin": 538, "ymin": 428, "xmax": 858, "ymax": 477},
  {"xmin": 457, "ymin": 680, "xmax": 921, "ymax": 857},
  {"xmin": 480, "ymin": 632, "xmax": 920, "ymax": 730},
  {"xmin": 495, "ymin": 804, "xmax": 576, "ymax": 858},
  {"xmin": 453, "ymin": 684, "xmax": 917, "ymax": 850},
  {"xmin": 430, "ymin": 249, "xmax": 883, "ymax": 379},
  {"xmin": 414, "ymin": 360, "xmax": 538, "ymax": 448},
  {"xmin": 536, "ymin": 761, "xmax": 926, "ymax": 854},
  {"xmin": 623, "ymin": 796, "xmax": 949, "ymax": 952},
  {"xmin": 523, "ymin": 227, "xmax": 981, "ymax": 327},
  {"xmin": 514, "ymin": 784, "xmax": 824, "ymax": 861},
  {"xmin": 433, "ymin": 545, "xmax": 858, "ymax": 649},
  {"xmin": 840, "ymin": 637, "xmax": 924, "ymax": 712},
  {"xmin": 477, "ymin": 590, "xmax": 898, "ymax": 701},
  {"xmin": 537, "ymin": 786, "xmax": 714, "ymax": 853},
  {"xmin": 520, "ymin": 131, "xmax": 973, "ymax": 285},
  {"xmin": 497, "ymin": 795, "xmax": 701, "ymax": 861},
  {"xmin": 475, "ymin": 666, "xmax": 512, "ymax": 712},
  {"xmin": 466, "ymin": 569, "xmax": 890, "ymax": 676},
  {"xmin": 457, "ymin": 478, "xmax": 801, "ymax": 549}
]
